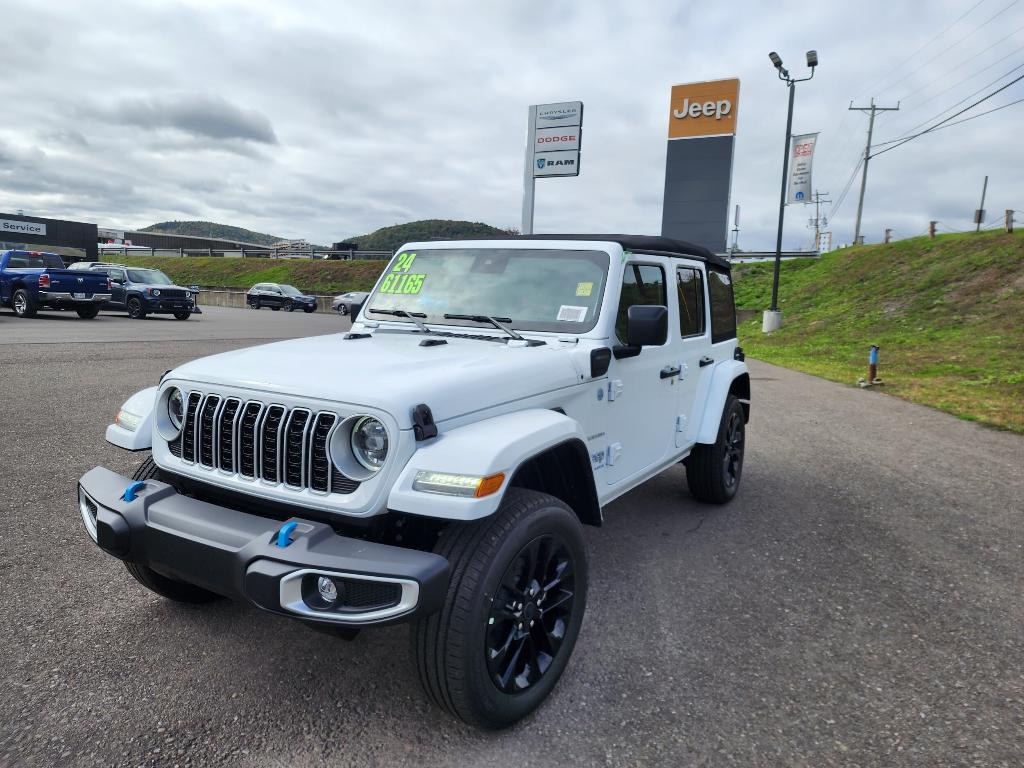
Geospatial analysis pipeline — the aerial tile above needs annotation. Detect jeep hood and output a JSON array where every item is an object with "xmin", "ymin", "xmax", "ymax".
[{"xmin": 169, "ymin": 331, "xmax": 583, "ymax": 428}]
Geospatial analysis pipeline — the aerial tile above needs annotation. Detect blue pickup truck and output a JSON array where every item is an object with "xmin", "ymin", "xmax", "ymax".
[{"xmin": 0, "ymin": 250, "xmax": 111, "ymax": 318}]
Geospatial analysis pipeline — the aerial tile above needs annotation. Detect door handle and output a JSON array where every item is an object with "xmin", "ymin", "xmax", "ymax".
[
  {"xmin": 660, "ymin": 365, "xmax": 681, "ymax": 379},
  {"xmin": 699, "ymin": 356, "xmax": 714, "ymax": 367}
]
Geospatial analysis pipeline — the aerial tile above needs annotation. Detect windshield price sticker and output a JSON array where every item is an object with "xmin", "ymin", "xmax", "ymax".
[
  {"xmin": 380, "ymin": 252, "xmax": 426, "ymax": 295},
  {"xmin": 557, "ymin": 305, "xmax": 588, "ymax": 322},
  {"xmin": 575, "ymin": 281, "xmax": 593, "ymax": 297}
]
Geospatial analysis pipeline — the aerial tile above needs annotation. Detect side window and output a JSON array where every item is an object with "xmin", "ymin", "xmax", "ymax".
[
  {"xmin": 676, "ymin": 268, "xmax": 705, "ymax": 338},
  {"xmin": 615, "ymin": 263, "xmax": 666, "ymax": 343},
  {"xmin": 708, "ymin": 269, "xmax": 737, "ymax": 343},
  {"xmin": 109, "ymin": 269, "xmax": 125, "ymax": 282}
]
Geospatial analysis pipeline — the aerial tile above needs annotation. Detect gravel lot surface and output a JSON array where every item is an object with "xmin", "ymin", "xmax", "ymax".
[{"xmin": 1, "ymin": 306, "xmax": 1021, "ymax": 767}]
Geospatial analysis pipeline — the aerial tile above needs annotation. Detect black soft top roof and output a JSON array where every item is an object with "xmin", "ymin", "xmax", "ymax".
[{"xmin": 490, "ymin": 234, "xmax": 729, "ymax": 270}]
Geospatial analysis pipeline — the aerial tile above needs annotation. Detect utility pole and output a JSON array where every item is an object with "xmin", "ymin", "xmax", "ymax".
[
  {"xmin": 974, "ymin": 175, "xmax": 988, "ymax": 233},
  {"xmin": 807, "ymin": 190, "xmax": 831, "ymax": 251},
  {"xmin": 1006, "ymin": 209, "xmax": 1015, "ymax": 233},
  {"xmin": 849, "ymin": 98, "xmax": 900, "ymax": 245},
  {"xmin": 728, "ymin": 204, "xmax": 741, "ymax": 259}
]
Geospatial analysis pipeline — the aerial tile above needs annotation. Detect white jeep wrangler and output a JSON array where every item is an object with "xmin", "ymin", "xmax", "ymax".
[{"xmin": 78, "ymin": 235, "xmax": 750, "ymax": 728}]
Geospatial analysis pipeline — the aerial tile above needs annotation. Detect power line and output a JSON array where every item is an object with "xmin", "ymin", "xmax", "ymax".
[
  {"xmin": 874, "ymin": 0, "xmax": 1021, "ymax": 97},
  {"xmin": 872, "ymin": 94, "xmax": 1024, "ymax": 147},
  {"xmin": 830, "ymin": 155, "xmax": 864, "ymax": 218},
  {"xmin": 856, "ymin": 0, "xmax": 991, "ymax": 99},
  {"xmin": 871, "ymin": 72, "xmax": 1024, "ymax": 158},
  {"xmin": 884, "ymin": 60, "xmax": 1024, "ymax": 139}
]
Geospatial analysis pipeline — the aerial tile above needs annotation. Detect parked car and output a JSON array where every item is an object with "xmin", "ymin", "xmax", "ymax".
[
  {"xmin": 248, "ymin": 283, "xmax": 317, "ymax": 312},
  {"xmin": 331, "ymin": 291, "xmax": 369, "ymax": 315},
  {"xmin": 0, "ymin": 249, "xmax": 111, "ymax": 318},
  {"xmin": 90, "ymin": 266, "xmax": 200, "ymax": 320},
  {"xmin": 78, "ymin": 235, "xmax": 749, "ymax": 729}
]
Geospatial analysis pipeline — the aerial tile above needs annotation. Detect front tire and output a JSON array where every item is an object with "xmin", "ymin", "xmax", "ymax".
[
  {"xmin": 686, "ymin": 395, "xmax": 746, "ymax": 504},
  {"xmin": 12, "ymin": 288, "xmax": 38, "ymax": 317},
  {"xmin": 173, "ymin": 311, "xmax": 191, "ymax": 320},
  {"xmin": 303, "ymin": 305, "xmax": 315, "ymax": 314},
  {"xmin": 76, "ymin": 305, "xmax": 100, "ymax": 319},
  {"xmin": 412, "ymin": 488, "xmax": 588, "ymax": 729},
  {"xmin": 271, "ymin": 305, "xmax": 280, "ymax": 311},
  {"xmin": 121, "ymin": 457, "xmax": 222, "ymax": 604},
  {"xmin": 127, "ymin": 297, "xmax": 147, "ymax": 319}
]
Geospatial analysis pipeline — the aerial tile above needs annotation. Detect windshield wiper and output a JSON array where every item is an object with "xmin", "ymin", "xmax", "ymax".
[
  {"xmin": 372, "ymin": 308, "xmax": 432, "ymax": 333},
  {"xmin": 443, "ymin": 314, "xmax": 525, "ymax": 342}
]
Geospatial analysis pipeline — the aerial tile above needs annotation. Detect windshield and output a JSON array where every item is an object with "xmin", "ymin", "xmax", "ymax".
[
  {"xmin": 365, "ymin": 248, "xmax": 609, "ymax": 333},
  {"xmin": 279, "ymin": 285, "xmax": 304, "ymax": 296},
  {"xmin": 127, "ymin": 269, "xmax": 173, "ymax": 285},
  {"xmin": 6, "ymin": 252, "xmax": 65, "ymax": 269}
]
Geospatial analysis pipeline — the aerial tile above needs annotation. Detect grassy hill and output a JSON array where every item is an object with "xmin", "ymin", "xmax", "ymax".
[
  {"xmin": 114, "ymin": 256, "xmax": 384, "ymax": 295},
  {"xmin": 352, "ymin": 220, "xmax": 510, "ymax": 252},
  {"xmin": 140, "ymin": 221, "xmax": 283, "ymax": 246},
  {"xmin": 735, "ymin": 231, "xmax": 1023, "ymax": 433}
]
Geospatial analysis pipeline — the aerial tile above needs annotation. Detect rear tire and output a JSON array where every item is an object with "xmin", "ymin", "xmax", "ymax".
[
  {"xmin": 686, "ymin": 395, "xmax": 746, "ymax": 504},
  {"xmin": 76, "ymin": 305, "xmax": 100, "ymax": 319},
  {"xmin": 303, "ymin": 306, "xmax": 315, "ymax": 313},
  {"xmin": 412, "ymin": 488, "xmax": 588, "ymax": 729},
  {"xmin": 12, "ymin": 288, "xmax": 38, "ymax": 317},
  {"xmin": 127, "ymin": 297, "xmax": 147, "ymax": 319},
  {"xmin": 121, "ymin": 457, "xmax": 222, "ymax": 604}
]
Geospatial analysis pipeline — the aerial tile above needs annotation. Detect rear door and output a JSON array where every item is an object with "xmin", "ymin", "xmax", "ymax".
[
  {"xmin": 107, "ymin": 268, "xmax": 127, "ymax": 306},
  {"xmin": 673, "ymin": 263, "xmax": 713, "ymax": 447}
]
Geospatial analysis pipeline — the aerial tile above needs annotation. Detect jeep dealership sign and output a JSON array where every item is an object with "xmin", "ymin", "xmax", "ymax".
[
  {"xmin": 1, "ymin": 218, "xmax": 46, "ymax": 236},
  {"xmin": 662, "ymin": 78, "xmax": 741, "ymax": 252},
  {"xmin": 788, "ymin": 133, "xmax": 818, "ymax": 204}
]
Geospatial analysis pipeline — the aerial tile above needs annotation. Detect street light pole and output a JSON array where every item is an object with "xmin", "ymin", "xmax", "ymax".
[
  {"xmin": 763, "ymin": 49, "xmax": 817, "ymax": 334},
  {"xmin": 770, "ymin": 81, "xmax": 795, "ymax": 313}
]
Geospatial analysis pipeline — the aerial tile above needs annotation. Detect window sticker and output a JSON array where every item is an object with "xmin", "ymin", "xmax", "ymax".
[
  {"xmin": 380, "ymin": 251, "xmax": 426, "ymax": 294},
  {"xmin": 575, "ymin": 281, "xmax": 594, "ymax": 297},
  {"xmin": 557, "ymin": 305, "xmax": 588, "ymax": 322}
]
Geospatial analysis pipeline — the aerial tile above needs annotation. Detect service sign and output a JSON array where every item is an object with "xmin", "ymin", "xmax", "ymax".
[
  {"xmin": 788, "ymin": 133, "xmax": 817, "ymax": 204},
  {"xmin": 534, "ymin": 150, "xmax": 580, "ymax": 177},
  {"xmin": 1, "ymin": 218, "xmax": 46, "ymax": 236},
  {"xmin": 535, "ymin": 126, "xmax": 580, "ymax": 152},
  {"xmin": 667, "ymin": 78, "xmax": 740, "ymax": 139},
  {"xmin": 535, "ymin": 101, "xmax": 583, "ymax": 128}
]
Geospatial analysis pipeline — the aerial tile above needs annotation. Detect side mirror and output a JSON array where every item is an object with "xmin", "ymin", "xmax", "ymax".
[{"xmin": 614, "ymin": 305, "xmax": 668, "ymax": 359}]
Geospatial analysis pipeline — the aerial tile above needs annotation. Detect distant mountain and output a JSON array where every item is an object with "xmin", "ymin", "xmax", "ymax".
[
  {"xmin": 140, "ymin": 221, "xmax": 283, "ymax": 247},
  {"xmin": 352, "ymin": 220, "xmax": 512, "ymax": 252}
]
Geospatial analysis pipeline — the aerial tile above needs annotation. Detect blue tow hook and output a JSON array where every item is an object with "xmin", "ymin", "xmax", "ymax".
[
  {"xmin": 122, "ymin": 481, "xmax": 146, "ymax": 502},
  {"xmin": 276, "ymin": 521, "xmax": 298, "ymax": 548}
]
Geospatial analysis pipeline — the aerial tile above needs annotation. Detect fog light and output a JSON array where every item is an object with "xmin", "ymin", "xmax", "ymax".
[{"xmin": 317, "ymin": 576, "xmax": 338, "ymax": 604}]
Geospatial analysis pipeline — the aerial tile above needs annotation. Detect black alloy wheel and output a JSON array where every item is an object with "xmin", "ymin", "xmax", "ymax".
[
  {"xmin": 685, "ymin": 394, "xmax": 746, "ymax": 504},
  {"xmin": 127, "ymin": 297, "xmax": 146, "ymax": 319},
  {"xmin": 485, "ymin": 535, "xmax": 577, "ymax": 694},
  {"xmin": 722, "ymin": 408, "xmax": 744, "ymax": 491}
]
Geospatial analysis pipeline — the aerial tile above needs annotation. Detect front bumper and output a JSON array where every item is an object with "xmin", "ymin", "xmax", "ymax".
[
  {"xmin": 141, "ymin": 298, "xmax": 202, "ymax": 314},
  {"xmin": 77, "ymin": 466, "xmax": 449, "ymax": 625}
]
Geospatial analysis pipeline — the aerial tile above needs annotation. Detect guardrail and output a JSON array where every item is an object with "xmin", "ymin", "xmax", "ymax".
[
  {"xmin": 97, "ymin": 247, "xmax": 393, "ymax": 260},
  {"xmin": 196, "ymin": 289, "xmax": 339, "ymax": 313}
]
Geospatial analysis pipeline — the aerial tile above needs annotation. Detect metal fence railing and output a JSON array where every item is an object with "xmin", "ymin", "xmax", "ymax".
[{"xmin": 95, "ymin": 247, "xmax": 394, "ymax": 261}]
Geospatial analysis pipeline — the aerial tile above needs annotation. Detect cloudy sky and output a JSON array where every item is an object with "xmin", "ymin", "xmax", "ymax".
[{"xmin": 2, "ymin": 0, "xmax": 1022, "ymax": 249}]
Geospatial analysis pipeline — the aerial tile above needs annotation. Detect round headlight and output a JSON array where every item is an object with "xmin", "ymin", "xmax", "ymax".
[
  {"xmin": 167, "ymin": 387, "xmax": 184, "ymax": 430},
  {"xmin": 350, "ymin": 416, "xmax": 388, "ymax": 471},
  {"xmin": 152, "ymin": 288, "xmax": 161, "ymax": 297}
]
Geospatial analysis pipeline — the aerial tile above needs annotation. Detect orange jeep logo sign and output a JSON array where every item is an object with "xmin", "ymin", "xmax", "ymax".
[{"xmin": 668, "ymin": 78, "xmax": 740, "ymax": 139}]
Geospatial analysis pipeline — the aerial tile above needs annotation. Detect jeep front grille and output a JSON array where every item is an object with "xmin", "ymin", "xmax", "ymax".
[{"xmin": 172, "ymin": 392, "xmax": 359, "ymax": 495}]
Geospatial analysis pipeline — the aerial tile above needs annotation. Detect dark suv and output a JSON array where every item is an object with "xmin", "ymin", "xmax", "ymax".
[
  {"xmin": 92, "ymin": 266, "xmax": 200, "ymax": 320},
  {"xmin": 247, "ymin": 283, "xmax": 318, "ymax": 313}
]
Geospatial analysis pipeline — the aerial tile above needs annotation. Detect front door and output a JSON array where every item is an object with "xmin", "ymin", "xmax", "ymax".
[{"xmin": 604, "ymin": 260, "xmax": 681, "ymax": 486}]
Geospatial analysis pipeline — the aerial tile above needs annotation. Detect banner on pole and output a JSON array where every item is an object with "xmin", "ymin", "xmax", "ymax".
[{"xmin": 788, "ymin": 133, "xmax": 817, "ymax": 204}]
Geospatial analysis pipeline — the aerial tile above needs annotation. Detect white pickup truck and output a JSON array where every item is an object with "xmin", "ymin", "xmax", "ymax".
[{"xmin": 77, "ymin": 234, "xmax": 750, "ymax": 728}]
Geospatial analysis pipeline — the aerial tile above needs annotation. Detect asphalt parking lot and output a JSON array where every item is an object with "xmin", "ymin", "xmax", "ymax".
[{"xmin": 1, "ymin": 306, "xmax": 1021, "ymax": 767}]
